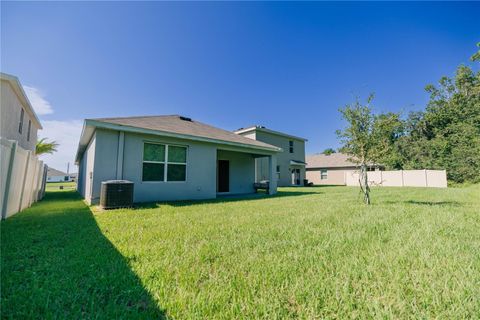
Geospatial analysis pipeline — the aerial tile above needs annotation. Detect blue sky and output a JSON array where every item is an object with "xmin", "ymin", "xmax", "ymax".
[{"xmin": 2, "ymin": 2, "xmax": 479, "ymax": 171}]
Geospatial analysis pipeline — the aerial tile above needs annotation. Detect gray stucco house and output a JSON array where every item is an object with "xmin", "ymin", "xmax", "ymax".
[
  {"xmin": 235, "ymin": 126, "xmax": 307, "ymax": 186},
  {"xmin": 75, "ymin": 115, "xmax": 281, "ymax": 204}
]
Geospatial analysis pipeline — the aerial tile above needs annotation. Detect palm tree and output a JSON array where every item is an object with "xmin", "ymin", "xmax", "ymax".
[{"xmin": 36, "ymin": 138, "xmax": 59, "ymax": 155}]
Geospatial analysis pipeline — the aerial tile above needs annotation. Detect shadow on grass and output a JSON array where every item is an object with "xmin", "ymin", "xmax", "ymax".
[
  {"xmin": 134, "ymin": 189, "xmax": 320, "ymax": 209},
  {"xmin": 308, "ymin": 184, "xmax": 347, "ymax": 188},
  {"xmin": 0, "ymin": 190, "xmax": 166, "ymax": 319},
  {"xmin": 405, "ymin": 200, "xmax": 463, "ymax": 206},
  {"xmin": 382, "ymin": 200, "xmax": 463, "ymax": 207}
]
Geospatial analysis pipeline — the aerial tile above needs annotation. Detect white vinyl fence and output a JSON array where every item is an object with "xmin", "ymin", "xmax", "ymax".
[
  {"xmin": 1, "ymin": 138, "xmax": 47, "ymax": 219},
  {"xmin": 345, "ymin": 169, "xmax": 447, "ymax": 188}
]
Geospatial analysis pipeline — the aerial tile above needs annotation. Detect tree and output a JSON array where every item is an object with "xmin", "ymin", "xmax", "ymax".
[
  {"xmin": 322, "ymin": 148, "xmax": 336, "ymax": 155},
  {"xmin": 336, "ymin": 94, "xmax": 402, "ymax": 204},
  {"xmin": 371, "ymin": 112, "xmax": 404, "ymax": 169},
  {"xmin": 36, "ymin": 138, "xmax": 59, "ymax": 155},
  {"xmin": 471, "ymin": 42, "xmax": 480, "ymax": 62},
  {"xmin": 397, "ymin": 58, "xmax": 480, "ymax": 183},
  {"xmin": 337, "ymin": 43, "xmax": 480, "ymax": 187},
  {"xmin": 368, "ymin": 43, "xmax": 480, "ymax": 184},
  {"xmin": 336, "ymin": 95, "xmax": 375, "ymax": 204}
]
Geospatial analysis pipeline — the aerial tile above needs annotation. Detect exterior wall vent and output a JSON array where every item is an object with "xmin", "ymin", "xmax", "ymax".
[{"xmin": 100, "ymin": 180, "xmax": 134, "ymax": 209}]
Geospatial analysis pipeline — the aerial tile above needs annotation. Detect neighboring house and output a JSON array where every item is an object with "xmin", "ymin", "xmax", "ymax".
[
  {"xmin": 1, "ymin": 73, "xmax": 46, "ymax": 219},
  {"xmin": 46, "ymin": 167, "xmax": 72, "ymax": 182},
  {"xmin": 234, "ymin": 126, "xmax": 307, "ymax": 186},
  {"xmin": 75, "ymin": 115, "xmax": 281, "ymax": 205},
  {"xmin": 306, "ymin": 152, "xmax": 383, "ymax": 185},
  {"xmin": 1, "ymin": 72, "xmax": 42, "ymax": 151},
  {"xmin": 69, "ymin": 172, "xmax": 78, "ymax": 182}
]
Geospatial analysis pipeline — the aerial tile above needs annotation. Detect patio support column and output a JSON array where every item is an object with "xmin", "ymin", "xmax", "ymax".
[{"xmin": 268, "ymin": 154, "xmax": 277, "ymax": 195}]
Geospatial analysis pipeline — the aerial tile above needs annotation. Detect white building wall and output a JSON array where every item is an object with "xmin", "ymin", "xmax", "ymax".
[
  {"xmin": 306, "ymin": 168, "xmax": 352, "ymax": 185},
  {"xmin": 217, "ymin": 150, "xmax": 255, "ymax": 195},
  {"xmin": 77, "ymin": 134, "xmax": 96, "ymax": 203},
  {"xmin": 0, "ymin": 80, "xmax": 39, "ymax": 152},
  {"xmin": 47, "ymin": 176, "xmax": 70, "ymax": 182},
  {"xmin": 250, "ymin": 131, "xmax": 306, "ymax": 187}
]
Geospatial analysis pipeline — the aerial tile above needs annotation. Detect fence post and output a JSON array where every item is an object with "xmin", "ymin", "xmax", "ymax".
[
  {"xmin": 2, "ymin": 141, "xmax": 17, "ymax": 220},
  {"xmin": 41, "ymin": 165, "xmax": 47, "ymax": 199},
  {"xmin": 29, "ymin": 159, "xmax": 39, "ymax": 206},
  {"xmin": 17, "ymin": 150, "xmax": 31, "ymax": 213},
  {"xmin": 424, "ymin": 169, "xmax": 428, "ymax": 187},
  {"xmin": 37, "ymin": 162, "xmax": 44, "ymax": 200},
  {"xmin": 401, "ymin": 170, "xmax": 404, "ymax": 187}
]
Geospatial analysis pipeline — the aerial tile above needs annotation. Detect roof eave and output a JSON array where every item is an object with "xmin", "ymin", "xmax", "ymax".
[
  {"xmin": 75, "ymin": 120, "xmax": 282, "ymax": 164},
  {"xmin": 74, "ymin": 122, "xmax": 95, "ymax": 164}
]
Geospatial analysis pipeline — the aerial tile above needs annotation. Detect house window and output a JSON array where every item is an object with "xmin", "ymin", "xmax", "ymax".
[
  {"xmin": 27, "ymin": 120, "xmax": 32, "ymax": 141},
  {"xmin": 320, "ymin": 169, "xmax": 328, "ymax": 180},
  {"xmin": 276, "ymin": 165, "xmax": 280, "ymax": 179},
  {"xmin": 166, "ymin": 145, "xmax": 187, "ymax": 181},
  {"xmin": 19, "ymin": 109, "xmax": 24, "ymax": 134},
  {"xmin": 142, "ymin": 143, "xmax": 187, "ymax": 182},
  {"xmin": 289, "ymin": 141, "xmax": 294, "ymax": 153}
]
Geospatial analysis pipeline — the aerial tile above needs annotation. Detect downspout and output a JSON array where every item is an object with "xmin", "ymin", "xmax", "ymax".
[{"xmin": 116, "ymin": 131, "xmax": 125, "ymax": 180}]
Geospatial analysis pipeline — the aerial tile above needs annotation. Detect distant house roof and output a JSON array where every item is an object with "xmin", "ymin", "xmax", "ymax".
[
  {"xmin": 0, "ymin": 72, "xmax": 42, "ymax": 129},
  {"xmin": 234, "ymin": 126, "xmax": 307, "ymax": 141},
  {"xmin": 47, "ymin": 167, "xmax": 68, "ymax": 177},
  {"xmin": 306, "ymin": 153, "xmax": 361, "ymax": 169},
  {"xmin": 306, "ymin": 152, "xmax": 382, "ymax": 169},
  {"xmin": 75, "ymin": 115, "xmax": 282, "ymax": 164}
]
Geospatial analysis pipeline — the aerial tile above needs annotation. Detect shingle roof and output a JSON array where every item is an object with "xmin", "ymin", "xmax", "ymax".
[
  {"xmin": 47, "ymin": 167, "xmax": 67, "ymax": 176},
  {"xmin": 306, "ymin": 153, "xmax": 360, "ymax": 169},
  {"xmin": 235, "ymin": 125, "xmax": 308, "ymax": 141},
  {"xmin": 89, "ymin": 115, "xmax": 280, "ymax": 151}
]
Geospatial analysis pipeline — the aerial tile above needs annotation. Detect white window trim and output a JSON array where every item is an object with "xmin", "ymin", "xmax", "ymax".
[
  {"xmin": 142, "ymin": 142, "xmax": 188, "ymax": 183},
  {"xmin": 19, "ymin": 108, "xmax": 24, "ymax": 134},
  {"xmin": 27, "ymin": 120, "xmax": 31, "ymax": 141},
  {"xmin": 320, "ymin": 169, "xmax": 328, "ymax": 180}
]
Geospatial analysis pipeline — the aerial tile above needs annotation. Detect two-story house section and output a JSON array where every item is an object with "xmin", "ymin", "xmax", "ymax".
[
  {"xmin": 235, "ymin": 126, "xmax": 307, "ymax": 186},
  {"xmin": 1, "ymin": 73, "xmax": 42, "ymax": 151}
]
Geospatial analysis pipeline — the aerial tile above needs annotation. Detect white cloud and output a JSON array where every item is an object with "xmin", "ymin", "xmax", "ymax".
[
  {"xmin": 23, "ymin": 85, "xmax": 54, "ymax": 115},
  {"xmin": 21, "ymin": 85, "xmax": 82, "ymax": 172},
  {"xmin": 38, "ymin": 120, "xmax": 83, "ymax": 173}
]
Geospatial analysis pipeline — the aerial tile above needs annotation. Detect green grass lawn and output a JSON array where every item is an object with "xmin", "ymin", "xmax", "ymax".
[
  {"xmin": 2, "ymin": 185, "xmax": 479, "ymax": 319},
  {"xmin": 45, "ymin": 181, "xmax": 76, "ymax": 191}
]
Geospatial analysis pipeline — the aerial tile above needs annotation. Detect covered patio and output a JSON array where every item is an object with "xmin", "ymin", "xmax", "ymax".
[{"xmin": 217, "ymin": 148, "xmax": 278, "ymax": 196}]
